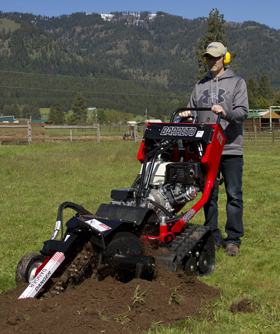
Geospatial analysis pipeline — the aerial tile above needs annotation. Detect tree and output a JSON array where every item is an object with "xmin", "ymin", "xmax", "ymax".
[
  {"xmin": 273, "ymin": 91, "xmax": 280, "ymax": 107},
  {"xmin": 119, "ymin": 112, "xmax": 134, "ymax": 124},
  {"xmin": 30, "ymin": 102, "xmax": 41, "ymax": 120},
  {"xmin": 107, "ymin": 109, "xmax": 120, "ymax": 124},
  {"xmin": 247, "ymin": 78, "xmax": 259, "ymax": 108},
  {"xmin": 3, "ymin": 104, "xmax": 21, "ymax": 118},
  {"xmin": 140, "ymin": 11, "xmax": 151, "ymax": 20},
  {"xmin": 154, "ymin": 104, "xmax": 164, "ymax": 121},
  {"xmin": 71, "ymin": 92, "xmax": 87, "ymax": 125},
  {"xmin": 258, "ymin": 75, "xmax": 274, "ymax": 102},
  {"xmin": 22, "ymin": 104, "xmax": 30, "ymax": 119},
  {"xmin": 256, "ymin": 96, "xmax": 270, "ymax": 108},
  {"xmin": 49, "ymin": 101, "xmax": 65, "ymax": 124},
  {"xmin": 96, "ymin": 108, "xmax": 107, "ymax": 124},
  {"xmin": 195, "ymin": 9, "xmax": 230, "ymax": 81}
]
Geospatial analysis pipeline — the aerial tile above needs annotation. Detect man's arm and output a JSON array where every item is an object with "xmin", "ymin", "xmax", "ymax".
[{"xmin": 223, "ymin": 78, "xmax": 249, "ymax": 124}]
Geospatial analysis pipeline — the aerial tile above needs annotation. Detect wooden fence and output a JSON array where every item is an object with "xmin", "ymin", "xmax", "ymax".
[
  {"xmin": 0, "ymin": 122, "xmax": 100, "ymax": 143},
  {"xmin": 3, "ymin": 121, "xmax": 278, "ymax": 145},
  {"xmin": 44, "ymin": 124, "xmax": 100, "ymax": 143},
  {"xmin": 0, "ymin": 122, "xmax": 44, "ymax": 143},
  {"xmin": 243, "ymin": 123, "xmax": 280, "ymax": 144}
]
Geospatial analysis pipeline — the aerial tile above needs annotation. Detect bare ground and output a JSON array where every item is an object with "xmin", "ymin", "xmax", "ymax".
[{"xmin": 0, "ymin": 264, "xmax": 220, "ymax": 334}]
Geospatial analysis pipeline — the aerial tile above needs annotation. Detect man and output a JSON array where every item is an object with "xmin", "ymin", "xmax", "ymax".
[{"xmin": 179, "ymin": 42, "xmax": 249, "ymax": 256}]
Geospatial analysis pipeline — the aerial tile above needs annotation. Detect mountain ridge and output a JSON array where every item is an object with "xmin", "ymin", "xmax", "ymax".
[{"xmin": 0, "ymin": 11, "xmax": 279, "ymax": 114}]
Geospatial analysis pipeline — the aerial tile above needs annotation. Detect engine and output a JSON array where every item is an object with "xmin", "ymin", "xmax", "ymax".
[{"xmin": 110, "ymin": 160, "xmax": 205, "ymax": 217}]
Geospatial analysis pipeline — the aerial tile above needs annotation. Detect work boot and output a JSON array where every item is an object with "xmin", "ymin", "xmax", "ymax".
[{"xmin": 224, "ymin": 243, "xmax": 239, "ymax": 256}]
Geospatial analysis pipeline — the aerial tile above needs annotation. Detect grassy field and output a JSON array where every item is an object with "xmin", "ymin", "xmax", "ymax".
[
  {"xmin": 0, "ymin": 140, "xmax": 280, "ymax": 333},
  {"xmin": 0, "ymin": 18, "xmax": 20, "ymax": 34}
]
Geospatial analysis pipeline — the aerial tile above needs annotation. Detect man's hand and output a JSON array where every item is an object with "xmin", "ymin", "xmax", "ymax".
[
  {"xmin": 211, "ymin": 105, "xmax": 226, "ymax": 117},
  {"xmin": 179, "ymin": 110, "xmax": 192, "ymax": 118},
  {"xmin": 178, "ymin": 110, "xmax": 195, "ymax": 123},
  {"xmin": 178, "ymin": 110, "xmax": 194, "ymax": 123}
]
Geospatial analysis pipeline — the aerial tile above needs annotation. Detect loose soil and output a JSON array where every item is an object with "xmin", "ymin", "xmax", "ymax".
[
  {"xmin": 0, "ymin": 264, "xmax": 220, "ymax": 334},
  {"xmin": 230, "ymin": 298, "xmax": 255, "ymax": 314}
]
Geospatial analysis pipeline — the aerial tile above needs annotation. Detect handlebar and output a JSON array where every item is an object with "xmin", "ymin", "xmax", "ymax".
[{"xmin": 170, "ymin": 107, "xmax": 221, "ymax": 125}]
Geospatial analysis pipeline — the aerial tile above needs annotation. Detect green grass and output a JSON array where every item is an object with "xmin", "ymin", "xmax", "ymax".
[
  {"xmin": 39, "ymin": 108, "xmax": 50, "ymax": 119},
  {"xmin": 1, "ymin": 140, "xmax": 280, "ymax": 333}
]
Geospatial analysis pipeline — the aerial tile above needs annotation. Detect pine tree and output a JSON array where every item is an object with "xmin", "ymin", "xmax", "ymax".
[
  {"xmin": 273, "ymin": 91, "xmax": 280, "ymax": 107},
  {"xmin": 30, "ymin": 102, "xmax": 41, "ymax": 120},
  {"xmin": 3, "ymin": 103, "xmax": 21, "ymax": 118},
  {"xmin": 71, "ymin": 93, "xmax": 87, "ymax": 125},
  {"xmin": 258, "ymin": 75, "xmax": 274, "ymax": 102},
  {"xmin": 22, "ymin": 104, "xmax": 30, "ymax": 119},
  {"xmin": 49, "ymin": 101, "xmax": 65, "ymax": 124},
  {"xmin": 247, "ymin": 78, "xmax": 259, "ymax": 108},
  {"xmin": 195, "ymin": 9, "xmax": 229, "ymax": 81},
  {"xmin": 155, "ymin": 104, "xmax": 164, "ymax": 121}
]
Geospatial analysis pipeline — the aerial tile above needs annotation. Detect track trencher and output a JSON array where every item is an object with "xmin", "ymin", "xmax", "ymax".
[{"xmin": 16, "ymin": 108, "xmax": 225, "ymax": 299}]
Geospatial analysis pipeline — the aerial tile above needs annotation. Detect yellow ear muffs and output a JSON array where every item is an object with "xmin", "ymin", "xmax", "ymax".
[
  {"xmin": 204, "ymin": 52, "xmax": 231, "ymax": 66},
  {"xmin": 223, "ymin": 52, "xmax": 231, "ymax": 66}
]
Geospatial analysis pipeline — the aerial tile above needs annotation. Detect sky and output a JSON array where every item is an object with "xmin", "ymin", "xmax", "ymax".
[{"xmin": 1, "ymin": 0, "xmax": 280, "ymax": 31}]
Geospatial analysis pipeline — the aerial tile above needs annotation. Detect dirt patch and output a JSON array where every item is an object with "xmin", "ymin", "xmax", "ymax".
[
  {"xmin": 0, "ymin": 265, "xmax": 219, "ymax": 333},
  {"xmin": 230, "ymin": 298, "xmax": 255, "ymax": 314}
]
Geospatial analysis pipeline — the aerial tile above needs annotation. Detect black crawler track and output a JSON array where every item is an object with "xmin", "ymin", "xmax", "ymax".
[{"xmin": 157, "ymin": 226, "xmax": 215, "ymax": 276}]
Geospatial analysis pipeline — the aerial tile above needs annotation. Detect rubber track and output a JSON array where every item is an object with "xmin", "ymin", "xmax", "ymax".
[{"xmin": 159, "ymin": 226, "xmax": 210, "ymax": 272}]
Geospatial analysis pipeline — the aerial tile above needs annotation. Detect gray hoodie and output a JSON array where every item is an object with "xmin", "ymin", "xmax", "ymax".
[{"xmin": 188, "ymin": 67, "xmax": 249, "ymax": 155}]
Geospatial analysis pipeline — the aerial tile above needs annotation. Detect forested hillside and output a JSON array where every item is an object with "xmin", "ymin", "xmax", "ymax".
[{"xmin": 1, "ymin": 11, "xmax": 280, "ymax": 119}]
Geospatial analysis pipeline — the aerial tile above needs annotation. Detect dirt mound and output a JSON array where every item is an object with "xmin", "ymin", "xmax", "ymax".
[
  {"xmin": 0, "ymin": 264, "xmax": 219, "ymax": 334},
  {"xmin": 230, "ymin": 298, "xmax": 255, "ymax": 314}
]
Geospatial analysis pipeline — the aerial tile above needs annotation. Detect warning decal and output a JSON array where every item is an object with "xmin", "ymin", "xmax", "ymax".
[
  {"xmin": 85, "ymin": 219, "xmax": 111, "ymax": 232},
  {"xmin": 18, "ymin": 252, "xmax": 65, "ymax": 299}
]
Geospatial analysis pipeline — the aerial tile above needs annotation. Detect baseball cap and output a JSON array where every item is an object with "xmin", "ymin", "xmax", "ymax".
[{"xmin": 203, "ymin": 42, "xmax": 227, "ymax": 57}]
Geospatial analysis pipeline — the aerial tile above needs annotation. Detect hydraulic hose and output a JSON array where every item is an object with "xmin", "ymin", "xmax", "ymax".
[{"xmin": 51, "ymin": 202, "xmax": 93, "ymax": 241}]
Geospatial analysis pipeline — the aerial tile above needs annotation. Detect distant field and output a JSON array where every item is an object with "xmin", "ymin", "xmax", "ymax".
[
  {"xmin": 40, "ymin": 108, "xmax": 50, "ymax": 120},
  {"xmin": 0, "ymin": 18, "xmax": 20, "ymax": 33},
  {"xmin": 0, "ymin": 140, "xmax": 280, "ymax": 332},
  {"xmin": 0, "ymin": 18, "xmax": 20, "ymax": 50}
]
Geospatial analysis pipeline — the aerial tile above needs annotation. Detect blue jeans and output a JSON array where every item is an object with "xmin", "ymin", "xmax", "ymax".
[{"xmin": 203, "ymin": 155, "xmax": 244, "ymax": 247}]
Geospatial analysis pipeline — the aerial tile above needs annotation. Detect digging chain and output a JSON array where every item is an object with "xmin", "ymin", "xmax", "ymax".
[{"xmin": 48, "ymin": 242, "xmax": 98, "ymax": 296}]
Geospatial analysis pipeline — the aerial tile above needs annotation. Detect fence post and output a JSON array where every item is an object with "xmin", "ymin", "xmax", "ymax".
[
  {"xmin": 134, "ymin": 124, "xmax": 138, "ymax": 143},
  {"xmin": 43, "ymin": 122, "xmax": 45, "ymax": 142},
  {"xmin": 272, "ymin": 123, "xmax": 275, "ymax": 143},
  {"xmin": 254, "ymin": 125, "xmax": 257, "ymax": 145},
  {"xmin": 28, "ymin": 121, "xmax": 32, "ymax": 144},
  {"xmin": 97, "ymin": 123, "xmax": 100, "ymax": 143},
  {"xmin": 70, "ymin": 130, "xmax": 72, "ymax": 142}
]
